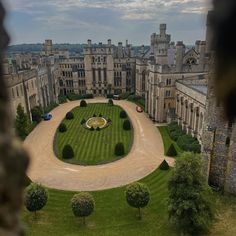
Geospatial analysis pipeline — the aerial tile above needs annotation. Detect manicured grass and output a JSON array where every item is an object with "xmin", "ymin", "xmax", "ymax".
[
  {"xmin": 158, "ymin": 126, "xmax": 183, "ymax": 156},
  {"xmin": 55, "ymin": 103, "xmax": 133, "ymax": 165}
]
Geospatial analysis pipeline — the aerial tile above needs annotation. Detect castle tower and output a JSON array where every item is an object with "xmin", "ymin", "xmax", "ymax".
[
  {"xmin": 44, "ymin": 39, "xmax": 53, "ymax": 56},
  {"xmin": 175, "ymin": 41, "xmax": 185, "ymax": 72},
  {"xmin": 198, "ymin": 41, "xmax": 206, "ymax": 71}
]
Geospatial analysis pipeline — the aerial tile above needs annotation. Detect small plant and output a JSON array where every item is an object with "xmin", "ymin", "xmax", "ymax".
[
  {"xmin": 125, "ymin": 182, "xmax": 150, "ymax": 219},
  {"xmin": 58, "ymin": 123, "xmax": 67, "ymax": 133},
  {"xmin": 66, "ymin": 112, "xmax": 74, "ymax": 120},
  {"xmin": 90, "ymin": 126, "xmax": 95, "ymax": 131},
  {"xmin": 120, "ymin": 110, "xmax": 127, "ymax": 119},
  {"xmin": 99, "ymin": 113, "xmax": 102, "ymax": 117},
  {"xmin": 81, "ymin": 119, "xmax": 86, "ymax": 125},
  {"xmin": 123, "ymin": 119, "xmax": 131, "ymax": 130},
  {"xmin": 93, "ymin": 114, "xmax": 97, "ymax": 117},
  {"xmin": 71, "ymin": 192, "xmax": 95, "ymax": 225},
  {"xmin": 108, "ymin": 118, "xmax": 111, "ymax": 123},
  {"xmin": 108, "ymin": 99, "xmax": 113, "ymax": 106},
  {"xmin": 24, "ymin": 183, "xmax": 48, "ymax": 218},
  {"xmin": 80, "ymin": 100, "xmax": 87, "ymax": 107},
  {"xmin": 166, "ymin": 144, "xmax": 177, "ymax": 157},
  {"xmin": 159, "ymin": 160, "xmax": 170, "ymax": 170},
  {"xmin": 115, "ymin": 142, "xmax": 125, "ymax": 156},
  {"xmin": 96, "ymin": 127, "xmax": 101, "ymax": 131},
  {"xmin": 62, "ymin": 145, "xmax": 74, "ymax": 159}
]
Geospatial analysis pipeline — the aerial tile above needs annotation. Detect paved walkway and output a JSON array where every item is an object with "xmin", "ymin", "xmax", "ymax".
[{"xmin": 24, "ymin": 99, "xmax": 174, "ymax": 191}]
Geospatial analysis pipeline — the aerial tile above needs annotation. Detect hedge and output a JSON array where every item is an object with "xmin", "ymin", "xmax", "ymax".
[
  {"xmin": 58, "ymin": 123, "xmax": 67, "ymax": 133},
  {"xmin": 120, "ymin": 110, "xmax": 127, "ymax": 119},
  {"xmin": 66, "ymin": 112, "xmax": 74, "ymax": 120},
  {"xmin": 115, "ymin": 142, "xmax": 125, "ymax": 156},
  {"xmin": 123, "ymin": 120, "xmax": 131, "ymax": 130},
  {"xmin": 80, "ymin": 100, "xmax": 87, "ymax": 107},
  {"xmin": 62, "ymin": 145, "xmax": 74, "ymax": 159}
]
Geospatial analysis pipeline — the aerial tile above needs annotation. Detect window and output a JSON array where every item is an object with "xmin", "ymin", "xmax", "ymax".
[
  {"xmin": 93, "ymin": 69, "xmax": 96, "ymax": 82},
  {"xmin": 98, "ymin": 68, "xmax": 101, "ymax": 81},
  {"xmin": 226, "ymin": 137, "xmax": 230, "ymax": 147},
  {"xmin": 104, "ymin": 68, "xmax": 107, "ymax": 82},
  {"xmin": 166, "ymin": 79, "xmax": 171, "ymax": 85},
  {"xmin": 165, "ymin": 90, "xmax": 171, "ymax": 97}
]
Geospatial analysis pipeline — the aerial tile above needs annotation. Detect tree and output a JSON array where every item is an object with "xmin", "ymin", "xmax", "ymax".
[
  {"xmin": 123, "ymin": 119, "xmax": 131, "ymax": 130},
  {"xmin": 108, "ymin": 99, "xmax": 113, "ymax": 106},
  {"xmin": 24, "ymin": 183, "xmax": 48, "ymax": 218},
  {"xmin": 15, "ymin": 104, "xmax": 29, "ymax": 140},
  {"xmin": 166, "ymin": 144, "xmax": 177, "ymax": 157},
  {"xmin": 120, "ymin": 110, "xmax": 127, "ymax": 119},
  {"xmin": 58, "ymin": 123, "xmax": 67, "ymax": 133},
  {"xmin": 71, "ymin": 192, "xmax": 95, "ymax": 225},
  {"xmin": 168, "ymin": 152, "xmax": 215, "ymax": 235},
  {"xmin": 115, "ymin": 142, "xmax": 125, "ymax": 156},
  {"xmin": 31, "ymin": 106, "xmax": 43, "ymax": 123},
  {"xmin": 125, "ymin": 182, "xmax": 150, "ymax": 219},
  {"xmin": 66, "ymin": 111, "xmax": 74, "ymax": 120},
  {"xmin": 159, "ymin": 160, "xmax": 170, "ymax": 170},
  {"xmin": 62, "ymin": 145, "xmax": 74, "ymax": 159},
  {"xmin": 80, "ymin": 100, "xmax": 87, "ymax": 107}
]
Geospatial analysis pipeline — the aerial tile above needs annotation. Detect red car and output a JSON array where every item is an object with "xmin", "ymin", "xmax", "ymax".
[{"xmin": 136, "ymin": 106, "xmax": 143, "ymax": 113}]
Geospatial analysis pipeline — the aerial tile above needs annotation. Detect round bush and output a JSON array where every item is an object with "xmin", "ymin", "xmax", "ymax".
[
  {"xmin": 96, "ymin": 127, "xmax": 101, "ymax": 131},
  {"xmin": 80, "ymin": 100, "xmax": 87, "ymax": 107},
  {"xmin": 62, "ymin": 145, "xmax": 74, "ymax": 159},
  {"xmin": 159, "ymin": 160, "xmax": 170, "ymax": 170},
  {"xmin": 166, "ymin": 144, "xmax": 177, "ymax": 157},
  {"xmin": 24, "ymin": 183, "xmax": 48, "ymax": 214},
  {"xmin": 81, "ymin": 119, "xmax": 86, "ymax": 125},
  {"xmin": 99, "ymin": 113, "xmax": 102, "ymax": 117},
  {"xmin": 90, "ymin": 126, "xmax": 95, "ymax": 131},
  {"xmin": 71, "ymin": 192, "xmax": 95, "ymax": 224},
  {"xmin": 115, "ymin": 142, "xmax": 125, "ymax": 156},
  {"xmin": 93, "ymin": 114, "xmax": 97, "ymax": 117},
  {"xmin": 66, "ymin": 111, "xmax": 74, "ymax": 120},
  {"xmin": 123, "ymin": 119, "xmax": 131, "ymax": 130},
  {"xmin": 108, "ymin": 118, "xmax": 111, "ymax": 123},
  {"xmin": 125, "ymin": 182, "xmax": 150, "ymax": 219},
  {"xmin": 120, "ymin": 110, "xmax": 127, "ymax": 119},
  {"xmin": 58, "ymin": 123, "xmax": 67, "ymax": 133}
]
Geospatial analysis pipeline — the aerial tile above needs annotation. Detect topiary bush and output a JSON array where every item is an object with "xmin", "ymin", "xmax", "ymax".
[
  {"xmin": 66, "ymin": 111, "xmax": 74, "ymax": 120},
  {"xmin": 62, "ymin": 145, "xmax": 74, "ymax": 159},
  {"xmin": 99, "ymin": 113, "xmax": 102, "ymax": 117},
  {"xmin": 108, "ymin": 99, "xmax": 113, "ymax": 106},
  {"xmin": 125, "ymin": 182, "xmax": 150, "ymax": 219},
  {"xmin": 71, "ymin": 192, "xmax": 95, "ymax": 225},
  {"xmin": 93, "ymin": 114, "xmax": 97, "ymax": 117},
  {"xmin": 58, "ymin": 123, "xmax": 67, "ymax": 133},
  {"xmin": 120, "ymin": 110, "xmax": 127, "ymax": 119},
  {"xmin": 108, "ymin": 118, "xmax": 111, "ymax": 123},
  {"xmin": 80, "ymin": 100, "xmax": 87, "ymax": 107},
  {"xmin": 81, "ymin": 119, "xmax": 86, "ymax": 125},
  {"xmin": 159, "ymin": 160, "xmax": 170, "ymax": 170},
  {"xmin": 123, "ymin": 119, "xmax": 131, "ymax": 130},
  {"xmin": 96, "ymin": 127, "xmax": 100, "ymax": 131},
  {"xmin": 24, "ymin": 183, "xmax": 48, "ymax": 217},
  {"xmin": 115, "ymin": 142, "xmax": 125, "ymax": 156},
  {"xmin": 166, "ymin": 144, "xmax": 177, "ymax": 157},
  {"xmin": 90, "ymin": 126, "xmax": 95, "ymax": 131}
]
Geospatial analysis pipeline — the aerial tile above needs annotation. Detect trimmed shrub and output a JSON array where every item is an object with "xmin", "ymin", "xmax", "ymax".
[
  {"xmin": 66, "ymin": 111, "xmax": 74, "ymax": 120},
  {"xmin": 71, "ymin": 192, "xmax": 95, "ymax": 224},
  {"xmin": 90, "ymin": 126, "xmax": 95, "ymax": 131},
  {"xmin": 120, "ymin": 110, "xmax": 127, "ymax": 119},
  {"xmin": 166, "ymin": 144, "xmax": 177, "ymax": 157},
  {"xmin": 80, "ymin": 100, "xmax": 87, "ymax": 107},
  {"xmin": 96, "ymin": 127, "xmax": 101, "ymax": 131},
  {"xmin": 67, "ymin": 93, "xmax": 81, "ymax": 101},
  {"xmin": 108, "ymin": 99, "xmax": 113, "ymax": 106},
  {"xmin": 93, "ymin": 114, "xmax": 97, "ymax": 117},
  {"xmin": 177, "ymin": 135, "xmax": 201, "ymax": 153},
  {"xmin": 108, "ymin": 118, "xmax": 111, "ymax": 123},
  {"xmin": 31, "ymin": 106, "xmax": 43, "ymax": 123},
  {"xmin": 81, "ymin": 119, "xmax": 86, "ymax": 125},
  {"xmin": 99, "ymin": 113, "xmax": 102, "ymax": 117},
  {"xmin": 24, "ymin": 183, "xmax": 48, "ymax": 217},
  {"xmin": 115, "ymin": 142, "xmax": 125, "ymax": 156},
  {"xmin": 123, "ymin": 119, "xmax": 131, "ymax": 130},
  {"xmin": 62, "ymin": 145, "xmax": 74, "ymax": 159},
  {"xmin": 58, "ymin": 95, "xmax": 67, "ymax": 104},
  {"xmin": 58, "ymin": 123, "xmax": 67, "ymax": 133},
  {"xmin": 125, "ymin": 182, "xmax": 150, "ymax": 219},
  {"xmin": 159, "ymin": 160, "xmax": 170, "ymax": 170}
]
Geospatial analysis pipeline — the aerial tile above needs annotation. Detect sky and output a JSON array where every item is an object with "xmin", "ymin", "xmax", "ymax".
[{"xmin": 3, "ymin": 0, "xmax": 211, "ymax": 46}]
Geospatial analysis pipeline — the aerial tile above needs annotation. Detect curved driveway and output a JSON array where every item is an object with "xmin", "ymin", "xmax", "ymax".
[{"xmin": 24, "ymin": 98, "xmax": 174, "ymax": 191}]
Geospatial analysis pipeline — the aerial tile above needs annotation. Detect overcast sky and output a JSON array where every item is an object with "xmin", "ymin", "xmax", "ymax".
[{"xmin": 3, "ymin": 0, "xmax": 211, "ymax": 46}]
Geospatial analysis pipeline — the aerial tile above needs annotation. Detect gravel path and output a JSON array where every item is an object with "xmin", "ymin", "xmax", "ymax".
[{"xmin": 24, "ymin": 98, "xmax": 174, "ymax": 191}]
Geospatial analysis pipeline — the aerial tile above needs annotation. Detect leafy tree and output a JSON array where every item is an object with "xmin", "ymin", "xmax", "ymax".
[
  {"xmin": 62, "ymin": 145, "xmax": 74, "ymax": 159},
  {"xmin": 108, "ymin": 99, "xmax": 113, "ymax": 106},
  {"xmin": 66, "ymin": 111, "xmax": 74, "ymax": 120},
  {"xmin": 120, "ymin": 110, "xmax": 127, "ymax": 119},
  {"xmin": 123, "ymin": 119, "xmax": 131, "ymax": 130},
  {"xmin": 80, "ymin": 100, "xmax": 87, "ymax": 107},
  {"xmin": 24, "ymin": 183, "xmax": 48, "ymax": 218},
  {"xmin": 71, "ymin": 192, "xmax": 95, "ymax": 224},
  {"xmin": 15, "ymin": 104, "xmax": 30, "ymax": 140},
  {"xmin": 58, "ymin": 123, "xmax": 67, "ymax": 133},
  {"xmin": 166, "ymin": 144, "xmax": 177, "ymax": 157},
  {"xmin": 168, "ymin": 152, "xmax": 215, "ymax": 235},
  {"xmin": 125, "ymin": 182, "xmax": 150, "ymax": 219},
  {"xmin": 115, "ymin": 142, "xmax": 125, "ymax": 156},
  {"xmin": 159, "ymin": 160, "xmax": 170, "ymax": 170},
  {"xmin": 31, "ymin": 106, "xmax": 43, "ymax": 123}
]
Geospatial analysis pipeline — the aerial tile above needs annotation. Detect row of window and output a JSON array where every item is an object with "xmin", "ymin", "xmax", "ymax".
[
  {"xmin": 165, "ymin": 90, "xmax": 171, "ymax": 97},
  {"xmin": 11, "ymin": 80, "xmax": 36, "ymax": 99},
  {"xmin": 60, "ymin": 64, "xmax": 84, "ymax": 69},
  {"xmin": 92, "ymin": 56, "xmax": 106, "ymax": 63},
  {"xmin": 92, "ymin": 68, "xmax": 107, "ymax": 83}
]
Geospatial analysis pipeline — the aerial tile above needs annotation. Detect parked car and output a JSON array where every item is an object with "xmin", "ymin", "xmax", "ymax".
[
  {"xmin": 42, "ymin": 113, "xmax": 52, "ymax": 121},
  {"xmin": 136, "ymin": 106, "xmax": 143, "ymax": 113}
]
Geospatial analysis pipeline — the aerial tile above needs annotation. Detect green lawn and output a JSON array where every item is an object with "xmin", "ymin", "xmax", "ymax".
[
  {"xmin": 158, "ymin": 126, "xmax": 183, "ymax": 156},
  {"xmin": 55, "ymin": 103, "xmax": 133, "ymax": 165}
]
